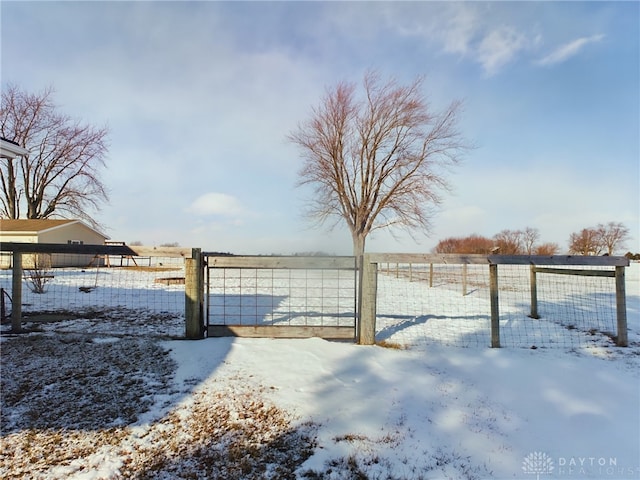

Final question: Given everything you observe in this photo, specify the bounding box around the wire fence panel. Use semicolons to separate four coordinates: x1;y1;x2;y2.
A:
376;264;492;347
0;253;185;338
375;262;625;349
512;266;618;348
207;266;357;328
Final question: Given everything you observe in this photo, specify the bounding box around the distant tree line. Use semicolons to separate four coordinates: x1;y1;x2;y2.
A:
434;222;630;256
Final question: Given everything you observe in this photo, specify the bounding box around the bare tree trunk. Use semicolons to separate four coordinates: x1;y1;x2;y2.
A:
0;158;20;218
352;232;365;258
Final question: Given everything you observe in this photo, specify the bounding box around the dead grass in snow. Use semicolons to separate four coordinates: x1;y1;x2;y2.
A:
0;333;316;480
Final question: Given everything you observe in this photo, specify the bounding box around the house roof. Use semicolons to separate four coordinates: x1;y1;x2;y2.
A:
0;137;28;159
0;219;108;239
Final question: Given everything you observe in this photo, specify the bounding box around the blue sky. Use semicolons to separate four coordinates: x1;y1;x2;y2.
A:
2;1;638;255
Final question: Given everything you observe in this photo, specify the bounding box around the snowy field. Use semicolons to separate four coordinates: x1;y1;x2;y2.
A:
1;261;638;479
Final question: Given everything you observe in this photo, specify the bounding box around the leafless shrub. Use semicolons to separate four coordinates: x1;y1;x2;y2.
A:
23;253;53;294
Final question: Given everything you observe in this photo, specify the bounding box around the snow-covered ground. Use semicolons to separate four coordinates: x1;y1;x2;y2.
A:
1;262;638;479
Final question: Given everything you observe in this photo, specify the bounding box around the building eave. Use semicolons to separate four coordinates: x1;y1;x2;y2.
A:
0;138;29;159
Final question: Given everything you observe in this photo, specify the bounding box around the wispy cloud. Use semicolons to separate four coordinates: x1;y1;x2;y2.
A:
438;3;479;56
477;26;528;76
382;3;532;76
535;34;605;66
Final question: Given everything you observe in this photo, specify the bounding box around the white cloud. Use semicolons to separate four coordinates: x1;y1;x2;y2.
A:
187;192;246;217
438;4;480;56
477;26;528;76
378;3;532;76
535;34;605;66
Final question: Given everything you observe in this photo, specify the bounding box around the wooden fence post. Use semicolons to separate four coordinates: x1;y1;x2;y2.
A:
529;265;539;319
11;251;22;333
615;266;628;347
489;263;500;348
358;254;377;345
185;248;204;339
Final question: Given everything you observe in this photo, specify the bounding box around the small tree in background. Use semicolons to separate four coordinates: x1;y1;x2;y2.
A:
522;227;540;255
24;253;53;294
493;229;523;255
596;222;629;255
569;228;602;255
289;71;468;257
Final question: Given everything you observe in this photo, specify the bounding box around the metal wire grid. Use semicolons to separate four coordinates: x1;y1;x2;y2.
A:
0;254;186;336
375;263;619;348
206;266;357;327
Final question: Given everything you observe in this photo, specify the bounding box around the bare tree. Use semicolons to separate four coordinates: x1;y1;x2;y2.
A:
0;84;109;227
289;72;468;256
522;227;540;255
596;222;629;255
24;253;53;294
534;242;560;255
568;223;630;256
493;229;523;255
569;228;602;255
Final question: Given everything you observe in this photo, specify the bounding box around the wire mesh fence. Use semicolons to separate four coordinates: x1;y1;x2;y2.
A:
375;262;625;349
0;253;185;337
207;267;357;327
1;245;633;349
204;256;358;340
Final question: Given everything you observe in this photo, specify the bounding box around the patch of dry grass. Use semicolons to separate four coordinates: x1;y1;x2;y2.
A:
0;334;316;479
119;390;316;479
376;339;408;350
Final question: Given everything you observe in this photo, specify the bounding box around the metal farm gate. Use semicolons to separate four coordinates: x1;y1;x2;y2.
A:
204;255;358;340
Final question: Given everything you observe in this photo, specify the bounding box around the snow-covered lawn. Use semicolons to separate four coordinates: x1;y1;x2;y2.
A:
1;263;638;479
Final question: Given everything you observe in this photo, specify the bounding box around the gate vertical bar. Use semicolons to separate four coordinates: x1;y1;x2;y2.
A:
615;266;628;347
205;257;210;333
0;288;5;323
